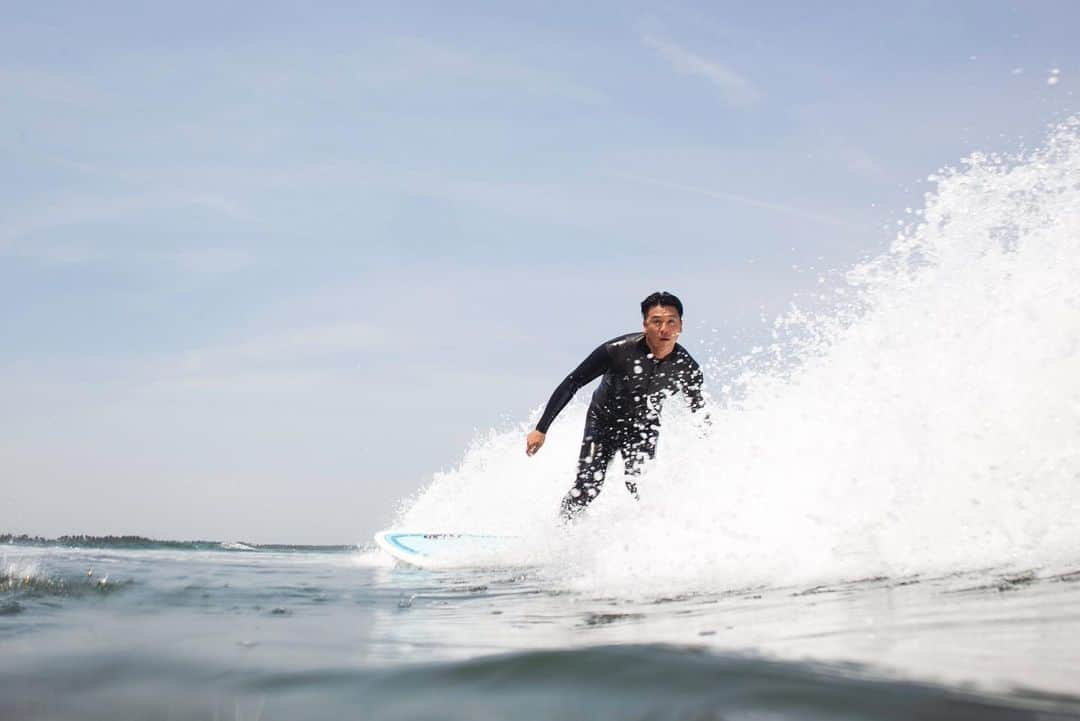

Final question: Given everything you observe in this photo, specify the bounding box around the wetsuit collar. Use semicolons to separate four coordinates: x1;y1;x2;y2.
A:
639;334;677;361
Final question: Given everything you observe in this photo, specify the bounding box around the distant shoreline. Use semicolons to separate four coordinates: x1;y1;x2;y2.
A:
0;533;358;553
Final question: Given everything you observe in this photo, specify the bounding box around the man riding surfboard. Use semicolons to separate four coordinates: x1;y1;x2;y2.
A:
526;291;707;519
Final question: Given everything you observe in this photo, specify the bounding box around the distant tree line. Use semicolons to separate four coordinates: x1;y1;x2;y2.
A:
0;533;215;549
1;533;356;553
0;533;53;545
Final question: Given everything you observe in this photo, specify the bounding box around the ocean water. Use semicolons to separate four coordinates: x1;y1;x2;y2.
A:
2;540;1080;721
5;121;1080;719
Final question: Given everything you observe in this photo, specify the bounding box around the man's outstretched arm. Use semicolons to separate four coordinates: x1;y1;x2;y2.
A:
526;344;610;456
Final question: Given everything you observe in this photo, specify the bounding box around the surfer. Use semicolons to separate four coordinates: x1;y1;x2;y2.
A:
525;291;707;520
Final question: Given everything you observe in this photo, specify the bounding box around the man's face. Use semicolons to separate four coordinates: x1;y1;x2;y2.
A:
642;305;682;357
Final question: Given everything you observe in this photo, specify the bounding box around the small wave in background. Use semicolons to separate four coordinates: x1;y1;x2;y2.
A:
1;555;130;604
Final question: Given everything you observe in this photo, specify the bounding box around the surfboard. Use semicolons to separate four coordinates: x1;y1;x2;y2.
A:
374;531;520;568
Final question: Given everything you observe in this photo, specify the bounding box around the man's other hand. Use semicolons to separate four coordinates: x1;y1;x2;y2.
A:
526;430;546;456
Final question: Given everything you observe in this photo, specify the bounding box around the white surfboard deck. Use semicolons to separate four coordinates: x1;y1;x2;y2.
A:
374;531;521;568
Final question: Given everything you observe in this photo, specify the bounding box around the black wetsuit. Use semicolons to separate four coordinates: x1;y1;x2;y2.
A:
535;333;706;518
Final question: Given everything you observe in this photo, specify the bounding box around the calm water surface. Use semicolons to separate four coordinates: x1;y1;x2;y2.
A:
2;541;1080;720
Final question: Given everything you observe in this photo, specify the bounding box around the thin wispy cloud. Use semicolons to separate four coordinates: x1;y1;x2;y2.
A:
178;321;386;370
198;35;609;107
384;35;609;106
0;190;257;257
609;171;862;231
128;321;391;394
641;34;761;107
0;67;105;105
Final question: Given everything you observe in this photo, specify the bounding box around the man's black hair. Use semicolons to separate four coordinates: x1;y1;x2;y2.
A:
640;291;684;319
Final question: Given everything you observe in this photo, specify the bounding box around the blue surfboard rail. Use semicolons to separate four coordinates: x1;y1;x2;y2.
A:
374;531;520;566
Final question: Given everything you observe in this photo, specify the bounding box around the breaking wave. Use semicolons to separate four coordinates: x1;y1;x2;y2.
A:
399;119;1080;596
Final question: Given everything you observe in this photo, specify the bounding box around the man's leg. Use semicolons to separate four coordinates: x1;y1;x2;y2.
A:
621;425;658;499
559;426;616;521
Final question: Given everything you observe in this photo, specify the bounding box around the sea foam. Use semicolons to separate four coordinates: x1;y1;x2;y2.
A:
399;119;1080;595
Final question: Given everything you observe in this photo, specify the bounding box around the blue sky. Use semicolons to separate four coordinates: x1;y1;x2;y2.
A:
2;1;1076;543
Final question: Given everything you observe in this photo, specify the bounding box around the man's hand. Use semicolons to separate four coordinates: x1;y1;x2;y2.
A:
526;430;546;456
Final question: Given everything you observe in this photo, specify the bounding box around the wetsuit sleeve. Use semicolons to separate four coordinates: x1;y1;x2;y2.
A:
535;344;611;433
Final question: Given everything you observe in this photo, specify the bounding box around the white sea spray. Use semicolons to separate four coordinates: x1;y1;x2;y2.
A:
400;119;1080;596
1;556;42;588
